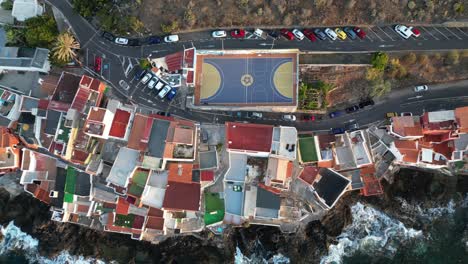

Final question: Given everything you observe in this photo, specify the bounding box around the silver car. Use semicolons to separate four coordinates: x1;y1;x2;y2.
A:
158;85;172;98
147;78;157;89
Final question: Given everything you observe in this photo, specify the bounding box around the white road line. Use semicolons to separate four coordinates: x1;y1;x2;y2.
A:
364;33;373;42
432;27;450;40
456;27;468;37
367;27;385;41
378;26;395;41
444;27;463;40
421;27;439;40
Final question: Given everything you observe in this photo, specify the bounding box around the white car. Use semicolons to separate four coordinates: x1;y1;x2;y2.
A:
147;78;157;89
292;29;305;40
212;30;227;38
164;35;179;43
394;25;413;39
155;81;165;90
118;80;130;90
141;73;152;84
282;114;296;121
114;37;129;45
414;85;428;92
254;28;264;38
158;85;172;98
324;28;337;40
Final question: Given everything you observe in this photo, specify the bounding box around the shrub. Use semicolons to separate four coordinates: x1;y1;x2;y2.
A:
418;54;430;66
371;52;389;71
139;59;151;70
24;15;59;48
1;0;13;10
256;7;263;16
184;8;196;27
402;52;417;64
237;0;249;9
433;53;442;60
370;79;391;97
366;68;383;81
161;21;179;34
446;50;460;65
129;16;145;33
454;2;464;14
407;1;416;10
461;50;468;58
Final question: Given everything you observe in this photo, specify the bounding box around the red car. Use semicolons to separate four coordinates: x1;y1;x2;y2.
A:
411;27;421;37
280;29;294;40
230;29;245;38
353;27;366;39
94;56;102;72
302;29;317;42
302;115;316;121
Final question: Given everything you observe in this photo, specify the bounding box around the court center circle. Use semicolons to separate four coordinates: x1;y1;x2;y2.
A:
241;74;254;87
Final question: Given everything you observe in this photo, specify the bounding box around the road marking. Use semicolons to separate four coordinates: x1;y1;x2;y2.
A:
377;26;395;41
443;27;463;40
421;27;439;40
455;27;468;37
432;27;450;40
367;27;385;41
365;33;373;42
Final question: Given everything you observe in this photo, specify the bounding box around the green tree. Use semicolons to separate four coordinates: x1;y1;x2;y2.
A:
1;0;13;10
446;50;460;65
161;21;179;34
371;52;389;71
370;79;391;97
23;15;58;48
402;52;417;64
139;59;151;70
4;26;25;46
72;0;108;18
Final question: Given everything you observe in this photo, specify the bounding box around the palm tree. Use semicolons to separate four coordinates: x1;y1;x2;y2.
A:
52;31;80;63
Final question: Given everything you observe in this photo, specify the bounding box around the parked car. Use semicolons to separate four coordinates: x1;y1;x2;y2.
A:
335;28;347;40
114;37;129;45
141;73;152;84
394;25;413;39
314;29;327;40
154;81;165;91
118;80;130;90
345;120;359;131
358;99;375;108
147;78;157;89
302;29;317;42
94;56;102;72
325;28;338;40
331;127;346;134
268;30;280;39
166;88;177;100
414;85;428;92
156;111;170;117
247;112;263;119
148;36;161;44
386;112;398;118
346;105;360;113
280;29;295;40
212;30;227;38
344;27;357;40
164;35;179;43
201;130;208;143
101;31;115;41
302;115;316;121
134;69;146;81
230;29;246;38
254;28;265;38
411;27;421;37
292;29;305;40
282;114;296;121
401;112;413;116
158;85;172;98
329;111;344;118
353;27;366;39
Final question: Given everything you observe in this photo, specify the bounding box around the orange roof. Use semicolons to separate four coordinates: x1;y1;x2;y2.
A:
116;197;130;215
172;127;194;145
318;160;333;168
127;114;148;150
394;140;417;150
400;149;419;163
167;162;193;183
455;106;468;133
87;107;106;122
299;166;319;185
392;116;423;137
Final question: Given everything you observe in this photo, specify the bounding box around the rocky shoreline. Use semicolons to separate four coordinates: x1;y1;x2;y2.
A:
0;168;466;263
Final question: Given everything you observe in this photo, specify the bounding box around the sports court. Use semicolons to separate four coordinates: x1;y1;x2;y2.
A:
194;52;297;106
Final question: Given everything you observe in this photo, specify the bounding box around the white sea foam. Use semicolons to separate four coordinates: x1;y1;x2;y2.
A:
0;221;108;264
320;202;423;264
234;244;290;264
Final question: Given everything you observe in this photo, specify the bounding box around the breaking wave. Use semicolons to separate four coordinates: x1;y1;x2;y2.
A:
234;242;290;264
0;221;108;264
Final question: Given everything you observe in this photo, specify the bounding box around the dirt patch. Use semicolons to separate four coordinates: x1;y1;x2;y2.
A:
138;0;468;34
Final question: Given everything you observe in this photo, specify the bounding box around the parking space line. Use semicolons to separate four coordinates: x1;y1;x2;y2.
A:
365;34;373;42
444;27;463;40
421;27;439;40
378;26;396;41
455;27;468;37
367;27;385;41
432;27;450;40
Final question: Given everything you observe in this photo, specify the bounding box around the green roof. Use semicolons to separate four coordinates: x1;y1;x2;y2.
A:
128;183;144;197
132;170;149;186
204;192;225;225
56;120;71;142
64;167;77;194
299;137;318;162
115;214;135;228
64;192;74;203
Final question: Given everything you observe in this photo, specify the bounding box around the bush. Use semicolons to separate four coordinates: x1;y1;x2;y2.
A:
24;15;59;48
1;0;13;10
237;0;249;9
370;79;392;97
461;50;468;58
184;8;196;27
139;59;151;70
402;52;417;64
407;1;416;10
72;0;108;18
418;54;430;66
371;52;389;71
446;50;460;65
161;21;179;34
454;2;464;14
366;68;383;81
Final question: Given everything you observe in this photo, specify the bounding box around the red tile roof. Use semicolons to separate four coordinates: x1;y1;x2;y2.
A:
79;75;100;91
116;197;130;215
132;215;145;229
145;216;165;230
201;170;214;182
394;140;417;150
226;122;273;152
38;99;50;110
70;87;90;113
162;181;200;211
167;162;194;183
400;149;419;163
299;166;319;185
165;52;184;72
48;101;71;112
109;109;131;138
148;207;164;217
127;114;148;150
71;150;89;164
455;106;468;133
360;175;383;196
184;48;195;68
391;116;423;137
77;204;89;213
186;70;194;84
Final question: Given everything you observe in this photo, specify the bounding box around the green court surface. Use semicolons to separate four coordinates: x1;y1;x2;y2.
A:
299;137;318;162
204;192;225;225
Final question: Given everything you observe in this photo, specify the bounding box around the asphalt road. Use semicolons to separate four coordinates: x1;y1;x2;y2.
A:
47;0;468;132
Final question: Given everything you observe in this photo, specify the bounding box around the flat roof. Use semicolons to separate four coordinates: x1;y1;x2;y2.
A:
226;122;273;152
162;181;200;211
224;182;244;216
109;109;131;138
256;187;281;210
106;147;140;187
148;118;170;158
225;153;247;182
313;168;351;208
